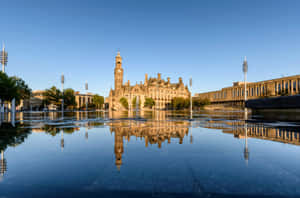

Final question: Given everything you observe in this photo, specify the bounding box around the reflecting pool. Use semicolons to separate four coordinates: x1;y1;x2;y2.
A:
1;110;300;198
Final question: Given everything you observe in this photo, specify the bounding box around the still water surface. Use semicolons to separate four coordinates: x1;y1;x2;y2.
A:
1;110;300;198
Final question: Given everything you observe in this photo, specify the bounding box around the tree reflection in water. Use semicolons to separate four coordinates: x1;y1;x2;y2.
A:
0;123;31;181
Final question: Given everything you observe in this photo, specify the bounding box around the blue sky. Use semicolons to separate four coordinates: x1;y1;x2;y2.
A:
1;0;299;97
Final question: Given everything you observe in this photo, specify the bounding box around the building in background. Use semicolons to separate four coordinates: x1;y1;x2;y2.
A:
19;90;95;111
194;75;300;106
107;52;190;111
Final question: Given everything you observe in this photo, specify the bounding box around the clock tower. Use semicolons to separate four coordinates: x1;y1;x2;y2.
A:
114;51;123;90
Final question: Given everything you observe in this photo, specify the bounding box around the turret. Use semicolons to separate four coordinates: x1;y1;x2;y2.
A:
144;74;148;85
167;77;170;84
179;77;183;84
157;73;161;80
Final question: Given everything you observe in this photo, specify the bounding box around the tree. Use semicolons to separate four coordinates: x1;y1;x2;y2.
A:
144;97;155;109
119;97;128;109
43;86;61;107
93;94;104;109
193;98;210;108
132;96;141;109
0;72;31;104
170;97;190;110
11;76;31;104
43;87;77;109
63;88;76;109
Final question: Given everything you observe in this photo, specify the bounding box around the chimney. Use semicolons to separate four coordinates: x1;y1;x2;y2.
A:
167;77;170;84
145;73;148;82
157;73;161;80
128;80;130;86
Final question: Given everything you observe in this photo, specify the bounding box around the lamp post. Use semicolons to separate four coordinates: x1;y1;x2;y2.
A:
0;43;8;118
85;82;88;112
61;74;65;115
243;57;248;111
0;43;8;73
189;77;193;120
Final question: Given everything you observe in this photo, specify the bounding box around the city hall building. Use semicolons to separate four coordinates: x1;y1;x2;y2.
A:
107;52;190;111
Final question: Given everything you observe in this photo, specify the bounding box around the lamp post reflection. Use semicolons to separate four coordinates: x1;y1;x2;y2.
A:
244;109;249;165
0;150;6;181
85;122;88;140
61;130;64;151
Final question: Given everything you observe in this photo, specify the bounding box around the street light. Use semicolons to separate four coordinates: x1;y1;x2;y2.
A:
243;57;248;110
61;74;65;115
85;82;88;112
0;43;8;73
189;77;193;120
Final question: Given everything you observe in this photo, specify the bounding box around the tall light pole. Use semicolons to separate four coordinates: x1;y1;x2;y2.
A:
85;82;88;112
189;77;193;120
0;43;8;73
243;56;248;110
0;43;8;116
61;74;65;115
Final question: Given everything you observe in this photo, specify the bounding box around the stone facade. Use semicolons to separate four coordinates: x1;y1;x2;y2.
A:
108;52;190;111
20;90;94;110
194;75;300;104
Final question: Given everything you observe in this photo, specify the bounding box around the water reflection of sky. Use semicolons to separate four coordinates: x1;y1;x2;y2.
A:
1;111;300;198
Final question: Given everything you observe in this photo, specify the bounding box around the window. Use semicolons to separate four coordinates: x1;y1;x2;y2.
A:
257;87;259;96
278;84;281;93
251;88;254;96
285;82;288;91
293;81;296;92
275;83;277;94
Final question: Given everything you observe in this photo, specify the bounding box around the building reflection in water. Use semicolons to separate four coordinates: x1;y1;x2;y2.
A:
203;113;300;166
109;117;190;171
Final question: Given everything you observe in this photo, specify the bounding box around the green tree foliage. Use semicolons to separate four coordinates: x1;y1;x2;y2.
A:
193;98;210;107
132;96;141;109
63;88;76;109
119;97;128;109
144;97;155;108
93;94;104;109
0;72;31;104
43;87;77;109
170;97;190;110
43;86;62;106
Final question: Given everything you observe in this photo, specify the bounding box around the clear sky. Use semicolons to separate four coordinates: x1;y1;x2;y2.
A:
1;0;299;97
